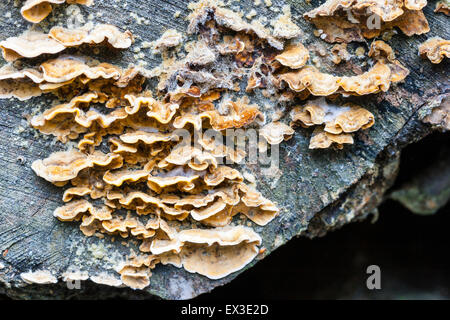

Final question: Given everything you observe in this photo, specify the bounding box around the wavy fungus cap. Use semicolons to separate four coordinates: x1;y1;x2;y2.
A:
418;37;450;64
150;225;262;280
0;24;131;62
21;0;93;23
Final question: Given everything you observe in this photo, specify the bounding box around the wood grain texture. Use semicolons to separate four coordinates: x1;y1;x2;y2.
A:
0;0;448;299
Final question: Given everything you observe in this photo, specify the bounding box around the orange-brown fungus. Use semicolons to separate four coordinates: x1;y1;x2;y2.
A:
275;41;409;97
21;0;94;23
290;97;374;149
435;0;450;15
418;37;450;64
0;24;132;62
304;0;429;42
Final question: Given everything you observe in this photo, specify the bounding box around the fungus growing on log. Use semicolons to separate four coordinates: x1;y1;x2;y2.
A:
0;24;132;62
21;0;93;23
274;43;310;69
275;41;409;97
0;0;421;291
435;0;450;15
291;97;374;149
419;37;450;64
150;226;262;279
304;0;430;42
20;270;58;284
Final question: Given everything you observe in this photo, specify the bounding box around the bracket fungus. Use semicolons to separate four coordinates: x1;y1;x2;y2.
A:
20;270;58;285
31;150;123;184
21;0;94;23
274;43;310;69
304;0;430;42
260;121;295;145
419;37;450;64
435;0;450;15
275;41;409;97
0;24;132;62
422;96;450;131
272;5;303;40
309;127;354;149
24;8;282;281
291;97;374;149
151;29;183;52
150;226;262;280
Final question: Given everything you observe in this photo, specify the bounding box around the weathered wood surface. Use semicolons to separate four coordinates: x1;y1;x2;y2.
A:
0;0;448;299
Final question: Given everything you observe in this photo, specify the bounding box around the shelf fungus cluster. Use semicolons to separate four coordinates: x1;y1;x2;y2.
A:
418;37;450;64
21;0;94;23
1;0;414;289
290;97;374;149
0;24;133;62
304;0;430;43
0;54;142;101
270;40;407;148
28;80;280;286
435;0;450;15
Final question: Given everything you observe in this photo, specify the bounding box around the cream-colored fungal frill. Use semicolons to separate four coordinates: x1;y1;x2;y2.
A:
0;56;125;101
151;29;183;52
41;55;121;83
331;43;350;64
53;199;112;222
90;273;123;287
0;24;132;62
150;226;262;279
31;150;122;185
0;77;42;101
291;97;374;134
260;121;294;145
0;31;65;62
290;97;374;149
275;41;409;97
272;5;302;39
274;43;310;69
21;0;93;23
118;255;159;289
303;0;429;42
20;270;58;284
435;0;450;15
309;127;354;149
49;24;133;48
418;37;450;64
